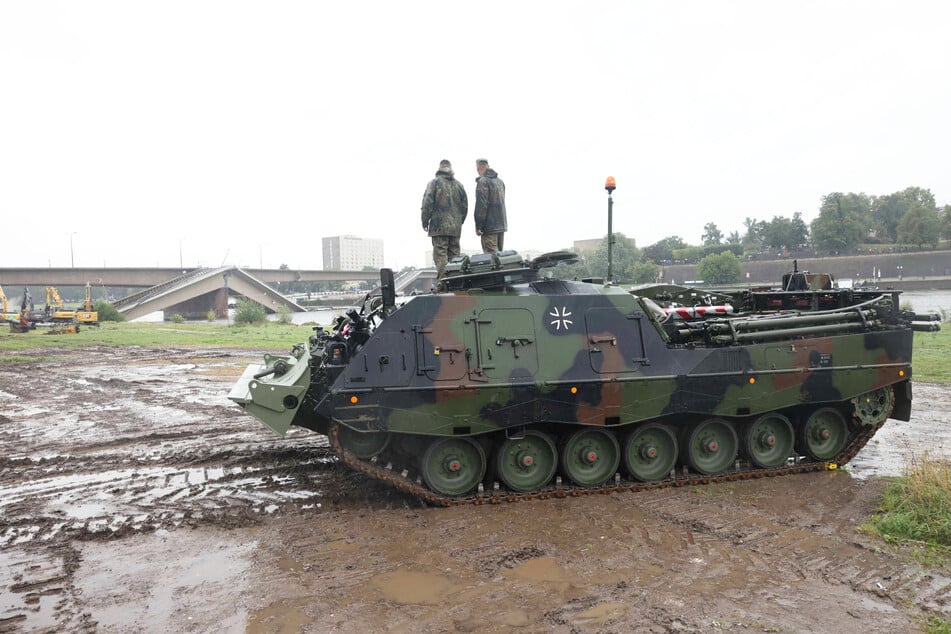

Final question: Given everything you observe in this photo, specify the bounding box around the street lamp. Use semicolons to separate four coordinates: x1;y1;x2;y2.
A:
69;232;77;268
605;176;616;282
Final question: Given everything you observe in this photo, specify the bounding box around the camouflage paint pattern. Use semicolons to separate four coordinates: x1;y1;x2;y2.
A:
232;280;913;441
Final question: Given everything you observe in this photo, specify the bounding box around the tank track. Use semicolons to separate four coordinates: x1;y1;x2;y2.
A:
328;405;888;508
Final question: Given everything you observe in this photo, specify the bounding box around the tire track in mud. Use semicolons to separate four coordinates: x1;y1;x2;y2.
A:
0;348;357;629
0;445;335;545
0;350;348;546
0;544;93;633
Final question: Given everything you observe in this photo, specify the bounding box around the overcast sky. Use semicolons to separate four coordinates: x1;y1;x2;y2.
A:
2;1;949;271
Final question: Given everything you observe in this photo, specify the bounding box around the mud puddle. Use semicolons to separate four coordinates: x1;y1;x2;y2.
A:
1;346;949;632
850;382;951;479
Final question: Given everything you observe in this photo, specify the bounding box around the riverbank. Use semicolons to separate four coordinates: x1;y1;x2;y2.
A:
660;249;951;289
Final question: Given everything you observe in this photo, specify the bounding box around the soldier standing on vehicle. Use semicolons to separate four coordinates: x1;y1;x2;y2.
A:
474;158;507;253
421;159;468;280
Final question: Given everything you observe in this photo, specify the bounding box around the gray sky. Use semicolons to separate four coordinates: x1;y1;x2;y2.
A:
2;1;949;271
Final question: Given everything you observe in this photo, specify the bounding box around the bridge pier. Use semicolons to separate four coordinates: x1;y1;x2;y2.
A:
166;288;230;320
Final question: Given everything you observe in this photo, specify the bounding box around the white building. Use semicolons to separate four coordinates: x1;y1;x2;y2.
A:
322;236;384;271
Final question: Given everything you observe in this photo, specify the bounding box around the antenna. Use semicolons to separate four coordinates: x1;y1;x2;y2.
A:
605;176;616;283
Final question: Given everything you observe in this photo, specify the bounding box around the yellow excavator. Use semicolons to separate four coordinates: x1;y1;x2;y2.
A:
75;283;99;326
1;284;21;322
45;286;78;323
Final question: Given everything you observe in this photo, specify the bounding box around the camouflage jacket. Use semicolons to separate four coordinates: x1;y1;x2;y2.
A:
475;168;507;233
421;169;468;237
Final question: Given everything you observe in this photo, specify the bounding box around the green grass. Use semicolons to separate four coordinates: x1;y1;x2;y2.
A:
0;321;314;362
927;616;951;634
864;455;951;569
914;327;951;384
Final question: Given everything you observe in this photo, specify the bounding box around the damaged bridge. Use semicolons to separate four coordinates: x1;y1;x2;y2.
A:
111;266;304;321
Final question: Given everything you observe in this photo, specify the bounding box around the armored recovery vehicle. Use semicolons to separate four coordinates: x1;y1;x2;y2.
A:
229;251;940;505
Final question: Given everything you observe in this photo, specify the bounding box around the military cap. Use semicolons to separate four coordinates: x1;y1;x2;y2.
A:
475;158;489;167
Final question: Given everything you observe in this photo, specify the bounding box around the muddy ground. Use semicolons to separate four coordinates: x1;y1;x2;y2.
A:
1;345;949;633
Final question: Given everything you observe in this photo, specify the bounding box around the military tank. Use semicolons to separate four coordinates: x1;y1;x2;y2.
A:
229;250;940;506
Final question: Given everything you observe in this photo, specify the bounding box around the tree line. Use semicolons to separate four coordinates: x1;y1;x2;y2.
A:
556;185;950;285
268;185;948;290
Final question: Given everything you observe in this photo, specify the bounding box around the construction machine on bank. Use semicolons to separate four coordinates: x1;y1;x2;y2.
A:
6;286;35;333
229;249;940;506
43;286;78;324
75;283;99;326
5;284;97;333
42;284;98;326
1;285;20;323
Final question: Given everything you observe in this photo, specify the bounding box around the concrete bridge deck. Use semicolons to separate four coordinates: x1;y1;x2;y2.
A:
0;267;381;288
1;265;436;320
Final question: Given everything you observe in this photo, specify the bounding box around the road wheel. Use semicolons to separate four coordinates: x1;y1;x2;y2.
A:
623;423;677;482
560;428;620;487
797;407;848;461
420;437;486;497
743;413;794;468
495;431;558;492
685;418;738;475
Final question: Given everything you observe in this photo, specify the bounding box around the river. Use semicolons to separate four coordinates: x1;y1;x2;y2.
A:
900;289;951;315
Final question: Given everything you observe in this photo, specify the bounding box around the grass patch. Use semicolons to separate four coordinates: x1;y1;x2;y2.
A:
0;321;313;361
914;327;951;384
864;455;951;568
926;616;951;634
